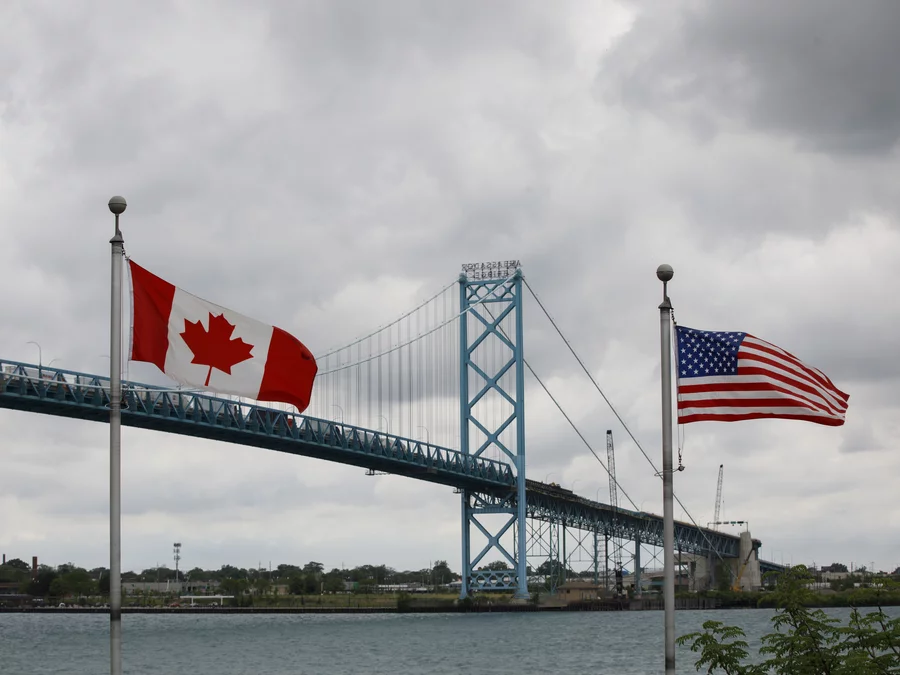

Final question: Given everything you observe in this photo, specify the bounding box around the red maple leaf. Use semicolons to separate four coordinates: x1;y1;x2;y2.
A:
180;313;254;387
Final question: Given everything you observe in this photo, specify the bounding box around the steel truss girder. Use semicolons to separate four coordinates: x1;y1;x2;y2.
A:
562;525;595;574
0;360;514;492
521;484;748;559
525;518;560;594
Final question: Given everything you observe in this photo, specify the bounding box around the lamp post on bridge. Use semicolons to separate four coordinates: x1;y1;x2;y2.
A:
26;341;42;378
378;415;391;435
332;404;344;424
416;426;430;446
45;358;61;381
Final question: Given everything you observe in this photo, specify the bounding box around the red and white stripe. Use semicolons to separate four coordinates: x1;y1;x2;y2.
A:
128;260;317;412
678;335;849;426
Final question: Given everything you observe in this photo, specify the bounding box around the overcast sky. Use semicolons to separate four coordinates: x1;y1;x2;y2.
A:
2;0;898;577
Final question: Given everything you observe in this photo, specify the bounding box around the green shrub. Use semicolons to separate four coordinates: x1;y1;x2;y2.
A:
678;566;900;674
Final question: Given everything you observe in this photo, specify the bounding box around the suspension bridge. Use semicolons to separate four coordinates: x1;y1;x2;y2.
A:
0;260;784;598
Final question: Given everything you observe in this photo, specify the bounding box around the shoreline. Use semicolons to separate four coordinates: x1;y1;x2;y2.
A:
1;602;629;614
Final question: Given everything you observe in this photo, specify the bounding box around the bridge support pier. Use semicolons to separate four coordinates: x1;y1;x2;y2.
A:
634;537;642;597
458;264;529;599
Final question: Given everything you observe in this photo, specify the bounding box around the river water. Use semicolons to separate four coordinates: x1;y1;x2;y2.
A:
0;608;895;674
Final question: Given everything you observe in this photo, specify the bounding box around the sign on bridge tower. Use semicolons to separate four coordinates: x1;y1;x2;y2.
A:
458;260;529;599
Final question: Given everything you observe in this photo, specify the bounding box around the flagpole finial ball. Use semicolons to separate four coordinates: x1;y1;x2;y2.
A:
656;264;674;282
108;196;127;215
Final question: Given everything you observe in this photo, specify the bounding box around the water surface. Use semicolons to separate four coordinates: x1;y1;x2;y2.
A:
1;608;893;674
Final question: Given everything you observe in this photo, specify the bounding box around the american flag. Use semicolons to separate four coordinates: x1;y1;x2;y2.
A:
675;325;849;426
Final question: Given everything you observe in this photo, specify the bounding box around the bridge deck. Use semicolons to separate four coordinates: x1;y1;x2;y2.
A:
0;361;514;493
0;359;783;566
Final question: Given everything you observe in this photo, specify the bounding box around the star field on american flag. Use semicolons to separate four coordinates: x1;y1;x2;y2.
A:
677;328;744;378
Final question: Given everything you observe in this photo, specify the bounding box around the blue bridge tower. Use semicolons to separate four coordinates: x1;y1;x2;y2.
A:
458;261;529;599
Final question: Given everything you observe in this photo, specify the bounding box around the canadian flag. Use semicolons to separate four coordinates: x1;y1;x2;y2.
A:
128;260;317;412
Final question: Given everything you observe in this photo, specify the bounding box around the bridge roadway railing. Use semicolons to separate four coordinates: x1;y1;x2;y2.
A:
0;360;514;492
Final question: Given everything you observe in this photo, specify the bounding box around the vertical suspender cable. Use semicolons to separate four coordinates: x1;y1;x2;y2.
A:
406;314;412;439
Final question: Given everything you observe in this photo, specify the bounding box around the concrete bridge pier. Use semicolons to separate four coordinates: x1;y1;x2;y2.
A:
691;530;762;592
734;531;762;591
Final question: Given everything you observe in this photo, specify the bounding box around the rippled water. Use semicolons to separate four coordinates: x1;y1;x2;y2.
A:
0;608;894;674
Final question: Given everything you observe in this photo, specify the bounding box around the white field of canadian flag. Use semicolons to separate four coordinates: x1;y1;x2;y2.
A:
128;260;317;411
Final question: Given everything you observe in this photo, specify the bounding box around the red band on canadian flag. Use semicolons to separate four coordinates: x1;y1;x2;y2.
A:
128;260;317;412
129;262;175;370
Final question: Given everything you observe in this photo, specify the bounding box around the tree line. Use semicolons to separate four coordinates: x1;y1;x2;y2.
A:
0;557;461;599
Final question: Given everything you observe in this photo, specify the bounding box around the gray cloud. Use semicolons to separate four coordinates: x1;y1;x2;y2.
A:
600;0;900;156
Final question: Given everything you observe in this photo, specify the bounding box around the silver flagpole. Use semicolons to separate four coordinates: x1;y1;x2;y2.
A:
108;195;126;675
657;263;676;675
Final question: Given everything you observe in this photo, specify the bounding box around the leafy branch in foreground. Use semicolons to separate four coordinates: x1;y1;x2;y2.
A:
676;621;764;675
678;565;900;674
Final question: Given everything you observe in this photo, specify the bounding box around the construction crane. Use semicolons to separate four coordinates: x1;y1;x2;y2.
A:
606;430;623;593
712;464;723;531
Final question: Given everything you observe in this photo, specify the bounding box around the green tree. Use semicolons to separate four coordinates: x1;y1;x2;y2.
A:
323;571;345;594
288;575;306;596
25;567;58;597
220;577;248;602
0;564;27;583
483;560;512;571
431;560;456;584
303;561;324;575
186;567;206;580
254;577;271;596
277;564;301;578
677;621;761;675
678;566;900;674
4;558;30;573
49;569;96;599
219;565;247;580
303;574;319;594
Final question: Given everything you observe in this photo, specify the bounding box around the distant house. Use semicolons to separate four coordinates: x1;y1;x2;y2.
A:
558;580;601;603
820;572;850;582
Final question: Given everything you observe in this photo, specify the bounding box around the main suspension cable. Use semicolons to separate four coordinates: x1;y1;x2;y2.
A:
316;273;515;375
317;280;455;359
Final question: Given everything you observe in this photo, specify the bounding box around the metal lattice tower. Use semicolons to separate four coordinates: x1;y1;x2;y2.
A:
713;465;724;531
173;542;181;583
458;261;529;599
